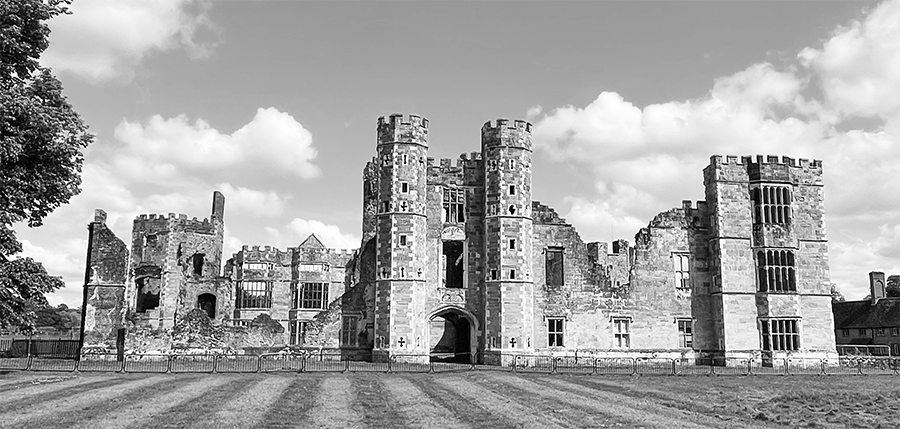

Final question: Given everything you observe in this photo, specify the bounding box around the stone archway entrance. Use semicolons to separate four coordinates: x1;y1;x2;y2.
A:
197;293;216;319
429;308;476;363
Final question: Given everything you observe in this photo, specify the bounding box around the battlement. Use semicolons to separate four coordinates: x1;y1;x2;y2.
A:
135;213;212;225
681;200;708;213
481;118;532;133
377;113;429;129
709;154;823;169
377;113;429;147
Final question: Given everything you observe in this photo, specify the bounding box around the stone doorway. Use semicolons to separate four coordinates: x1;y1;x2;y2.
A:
429;308;475;363
197;293;216;319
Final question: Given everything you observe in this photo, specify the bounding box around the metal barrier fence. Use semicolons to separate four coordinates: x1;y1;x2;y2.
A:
1;354;899;375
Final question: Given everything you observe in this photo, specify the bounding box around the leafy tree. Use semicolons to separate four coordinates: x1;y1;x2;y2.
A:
830;283;845;303
0;0;94;332
887;275;900;298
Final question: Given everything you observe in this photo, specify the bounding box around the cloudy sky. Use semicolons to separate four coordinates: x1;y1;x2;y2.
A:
18;0;900;305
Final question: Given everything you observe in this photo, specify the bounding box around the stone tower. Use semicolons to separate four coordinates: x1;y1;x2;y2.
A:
704;155;834;358
482;119;535;354
373;114;430;358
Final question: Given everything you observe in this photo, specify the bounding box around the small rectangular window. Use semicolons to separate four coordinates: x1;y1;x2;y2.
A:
402;154;409;165
290;320;307;345
877;328;887;336
341;315;359;347
677;318;693;348
859;328;867;336
893;344;900;356
612;317;631;348
673;253;690;292
382;201;390;212
892;328;899;336
841;329;850;337
400;182;409;193
399;235;407;246
508;238;516;250
546;247;564;287
509;185;516;195
442;188;466;223
509;269;516;280
490;269;498;281
548;318;564;347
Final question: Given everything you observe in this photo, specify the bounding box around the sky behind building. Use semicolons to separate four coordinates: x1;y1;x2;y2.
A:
18;0;900;305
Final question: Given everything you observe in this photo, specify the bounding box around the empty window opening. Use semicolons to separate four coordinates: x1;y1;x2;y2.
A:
402;154;409;165
509;185;516;195
197;293;216;318
509;269;517;280
760;319;799;351
673;253;691;291
677;318;693;348
757;250;796;292
135;277;161;313
237;281;271;309
192;254;205;276
490;269;498;281
548;318;565;347
442;188;466;223
382;201;390;212
508;205;516;215
546;247;564;287
442;241;464;289
508;239;516;250
144;234;157;247
290;320;308;345
293;282;328;309
400;182;409;193
613;317;631;348
399;235;408;246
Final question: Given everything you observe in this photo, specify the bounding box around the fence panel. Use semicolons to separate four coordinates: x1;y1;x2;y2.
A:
390;355;430;373
0;356;29;371
29;357;77;372
822;357;860;375
431;353;474;373
348;360;389;373
514;355;554;373
595;358;634;375
710;358;751;376
77;354;123;372
259;354;304;372
473;353;515;371
749;358;787;375
859;357;899;375
215;355;260;373
124;354;171;373
554;356;595;375
171;354;217;373
674;358;712;376
635;358;674;376
786;358;823;375
305;352;346;372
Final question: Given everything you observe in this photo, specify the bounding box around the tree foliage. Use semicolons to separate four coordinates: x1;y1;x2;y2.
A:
0;0;93;331
887;275;900;298
830;283;845;303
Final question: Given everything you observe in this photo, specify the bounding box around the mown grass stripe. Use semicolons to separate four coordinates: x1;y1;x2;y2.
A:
182;375;293;429
404;375;513;429
254;375;322;429
349;374;406;427
382;376;469;429
131;375;256;429
432;374;568;429
495;374;724;429
308;375;365;429
0;374;125;409
2;375;171;429
68;375;232;429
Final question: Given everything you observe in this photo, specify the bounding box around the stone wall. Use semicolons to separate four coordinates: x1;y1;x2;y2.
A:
81;209;128;348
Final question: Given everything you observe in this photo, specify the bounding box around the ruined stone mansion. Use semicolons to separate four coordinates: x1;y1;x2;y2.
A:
80;114;837;361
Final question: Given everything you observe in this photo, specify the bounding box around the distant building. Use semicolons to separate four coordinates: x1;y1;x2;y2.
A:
832;272;900;356
81;113;838;362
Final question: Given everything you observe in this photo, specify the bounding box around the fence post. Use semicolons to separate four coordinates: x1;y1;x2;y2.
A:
429;359;435;374
343;358;350;373
591;358;597;376
551;357;558;374
857;359;863;375
513;355;518;373
783;358;789;376
166;355;173;373
387;356;393;373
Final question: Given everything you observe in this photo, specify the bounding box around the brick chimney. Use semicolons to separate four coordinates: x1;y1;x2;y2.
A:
870;271;886;304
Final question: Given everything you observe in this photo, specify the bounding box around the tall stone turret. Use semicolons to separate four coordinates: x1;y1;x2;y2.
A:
373;113;430;359
482;119;535;354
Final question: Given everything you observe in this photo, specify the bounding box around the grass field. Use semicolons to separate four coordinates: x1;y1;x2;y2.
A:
1;371;899;429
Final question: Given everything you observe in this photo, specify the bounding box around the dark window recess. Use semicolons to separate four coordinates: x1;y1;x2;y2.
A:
509;269;516;280
192;254;205;276
546;247;564;287
443;241;464;289
135;277;160;313
442;188;466;223
760;319;800;351
399;235;408;246
197;293;216;318
752;186;792;225
490;269;498;281
509;185;516;195
757;250;796;292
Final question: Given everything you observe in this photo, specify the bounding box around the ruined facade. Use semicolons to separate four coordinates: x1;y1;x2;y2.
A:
81;113;837;361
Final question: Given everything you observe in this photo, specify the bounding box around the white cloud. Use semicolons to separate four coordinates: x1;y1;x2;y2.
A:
799;0;900;119
531;0;900;300
261;219;360;251
111;107;320;183
42;0;219;83
216;183;287;217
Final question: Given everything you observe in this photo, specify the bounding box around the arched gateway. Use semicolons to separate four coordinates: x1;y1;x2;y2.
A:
428;306;478;363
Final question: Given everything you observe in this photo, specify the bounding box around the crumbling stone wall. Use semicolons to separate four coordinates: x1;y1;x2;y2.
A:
81;209;128;348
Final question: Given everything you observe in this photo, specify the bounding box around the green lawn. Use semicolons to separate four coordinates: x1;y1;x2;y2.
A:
1;371;898;428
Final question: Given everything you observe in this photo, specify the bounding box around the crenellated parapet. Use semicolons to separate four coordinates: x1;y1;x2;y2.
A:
481;118;532;151
377;113;429;147
704;154;824;186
